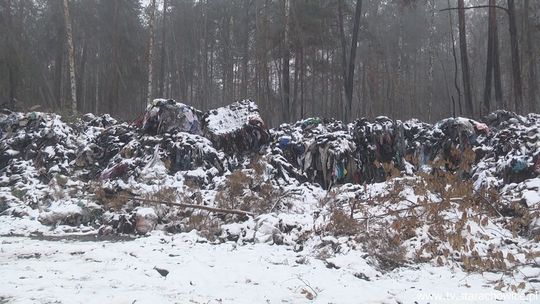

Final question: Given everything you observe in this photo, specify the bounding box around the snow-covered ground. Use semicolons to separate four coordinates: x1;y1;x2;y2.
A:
0;230;538;304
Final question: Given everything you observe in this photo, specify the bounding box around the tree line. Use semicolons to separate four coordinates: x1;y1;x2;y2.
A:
0;0;538;126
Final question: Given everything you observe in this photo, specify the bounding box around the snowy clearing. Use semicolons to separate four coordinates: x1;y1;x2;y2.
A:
0;231;538;304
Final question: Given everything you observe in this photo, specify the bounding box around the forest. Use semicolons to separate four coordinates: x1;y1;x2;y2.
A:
0;0;539;126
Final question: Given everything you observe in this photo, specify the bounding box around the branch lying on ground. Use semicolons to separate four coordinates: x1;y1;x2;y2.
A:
355;203;422;221
110;195;255;217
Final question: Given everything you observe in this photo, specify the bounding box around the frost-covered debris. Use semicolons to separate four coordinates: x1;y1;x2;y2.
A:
203;99;270;154
204;99;261;136
1;102;540;301
138;98;203;135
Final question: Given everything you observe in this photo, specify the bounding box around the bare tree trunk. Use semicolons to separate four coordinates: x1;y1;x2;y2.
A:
492;3;503;109
293;47;299;119
427;0;435;121
5;0;14;106
300;46;305;119
458;0;473;116
397;6;405;118
282;0;290;122
77;40;87;112
147;0;156;106
54;1;64;110
241;0;250;99
109;0;120;115
291;0;299;119
447;0;462;115
221;10;233;104
201;0;209;109
94;67;99;114
159;0;168;97
524;0;538;112
338;0;362;122
483;0;496;114
338;0;347;121
346;0;362;122
209;28;215;106
262;0;270;112
63;0;77;115
507;0;523;113
53;47;63;109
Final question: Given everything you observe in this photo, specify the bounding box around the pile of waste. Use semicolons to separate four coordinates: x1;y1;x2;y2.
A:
270;111;539;191
203;100;270;154
136;99;202;135
0;101;539;289
0;103;538;225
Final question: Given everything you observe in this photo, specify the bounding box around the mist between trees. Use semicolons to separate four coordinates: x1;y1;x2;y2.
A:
0;0;538;126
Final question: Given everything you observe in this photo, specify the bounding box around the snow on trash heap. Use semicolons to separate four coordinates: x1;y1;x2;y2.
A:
137;98;202;135
273;118;357;189
0;111;78;176
0;99;540;245
203;99;270;154
1;101;540;290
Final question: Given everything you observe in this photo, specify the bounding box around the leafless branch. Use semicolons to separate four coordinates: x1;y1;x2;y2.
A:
113;195;255;216
439;5;509;15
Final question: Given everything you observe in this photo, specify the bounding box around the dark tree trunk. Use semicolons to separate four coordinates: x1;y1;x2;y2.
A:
262;0;270;112
458;0;473;116
338;0;347;117
147;0;156;105
77;39;87;112
52;0;65;110
507;0;523;113
159;0;168;97
221;11;232;104
241;0;250;99
202;0;209;109
483;0;496;114
446;0;462;115
300;46;305;119
109;0;120;115
338;0;362;122
54;32;64;109
6;0;18;109
524;0;538;112
492;4;503;108
346;0;362;121
282;0;290;122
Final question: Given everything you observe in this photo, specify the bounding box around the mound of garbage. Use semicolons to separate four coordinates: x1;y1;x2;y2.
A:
0;101;539;290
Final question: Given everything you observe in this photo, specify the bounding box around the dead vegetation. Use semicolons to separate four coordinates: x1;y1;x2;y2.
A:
93;186;131;211
215;156;302;215
316;155;539;291
325;209;360;236
183;213;221;241
358;231;407;271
